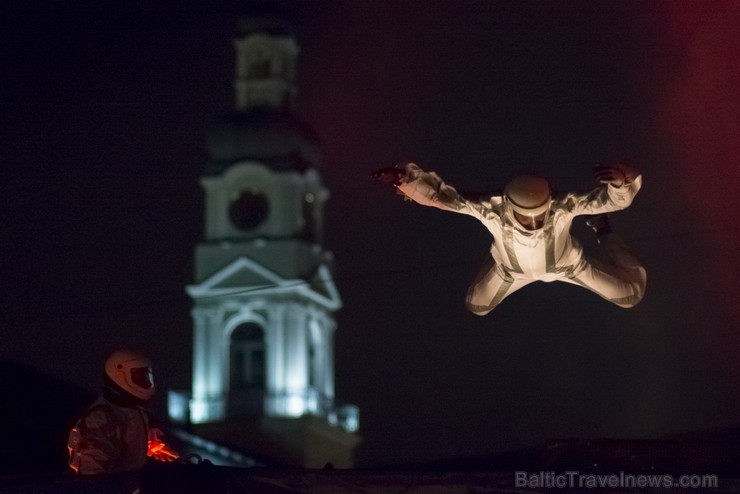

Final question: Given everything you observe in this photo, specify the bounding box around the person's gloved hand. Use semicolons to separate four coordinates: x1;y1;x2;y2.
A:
371;167;407;185
147;428;179;462
593;164;639;187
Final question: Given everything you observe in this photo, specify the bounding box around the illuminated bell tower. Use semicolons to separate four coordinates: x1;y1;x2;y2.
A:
170;19;359;466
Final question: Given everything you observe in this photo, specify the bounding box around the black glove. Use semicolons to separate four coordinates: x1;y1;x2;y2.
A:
593;164;638;187
371;167;406;185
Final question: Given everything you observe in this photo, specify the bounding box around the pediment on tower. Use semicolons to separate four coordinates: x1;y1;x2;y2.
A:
186;256;341;310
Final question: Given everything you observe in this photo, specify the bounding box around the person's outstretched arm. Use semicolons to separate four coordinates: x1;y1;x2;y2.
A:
566;163;642;216
372;163;489;219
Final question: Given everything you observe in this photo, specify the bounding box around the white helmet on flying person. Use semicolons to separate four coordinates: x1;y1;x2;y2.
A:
104;350;155;402
504;175;552;230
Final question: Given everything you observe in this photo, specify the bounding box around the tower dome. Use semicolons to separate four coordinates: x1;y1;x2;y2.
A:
205;108;322;175
202;16;322;175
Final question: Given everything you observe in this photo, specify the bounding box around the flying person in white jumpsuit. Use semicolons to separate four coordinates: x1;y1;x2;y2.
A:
373;163;646;316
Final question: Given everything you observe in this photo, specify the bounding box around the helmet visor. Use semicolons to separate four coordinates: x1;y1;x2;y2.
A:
131;367;154;389
512;210;547;231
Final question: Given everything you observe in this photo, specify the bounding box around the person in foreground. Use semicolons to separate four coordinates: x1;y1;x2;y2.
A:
68;350;179;478
372;163;646;316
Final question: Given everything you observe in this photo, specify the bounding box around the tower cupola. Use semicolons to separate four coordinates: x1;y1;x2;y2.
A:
233;18;299;111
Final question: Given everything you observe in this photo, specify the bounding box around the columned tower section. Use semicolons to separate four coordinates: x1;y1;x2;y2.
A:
169;20;359;465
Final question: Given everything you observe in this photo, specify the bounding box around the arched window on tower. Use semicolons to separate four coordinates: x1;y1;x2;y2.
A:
228;322;266;417
230;323;265;391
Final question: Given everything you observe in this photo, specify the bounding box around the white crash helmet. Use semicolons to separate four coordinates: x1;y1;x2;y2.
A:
104;350;155;401
504;175;552;216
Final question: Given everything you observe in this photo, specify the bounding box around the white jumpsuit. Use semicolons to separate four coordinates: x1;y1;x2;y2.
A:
396;164;647;315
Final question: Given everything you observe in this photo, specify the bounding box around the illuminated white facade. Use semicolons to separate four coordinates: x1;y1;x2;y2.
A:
169;19;358;435
186;256;342;424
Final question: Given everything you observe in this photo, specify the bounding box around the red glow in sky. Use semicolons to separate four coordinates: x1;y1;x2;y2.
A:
654;1;740;341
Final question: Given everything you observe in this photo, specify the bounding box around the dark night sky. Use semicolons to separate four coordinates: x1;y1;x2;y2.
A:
2;1;740;468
